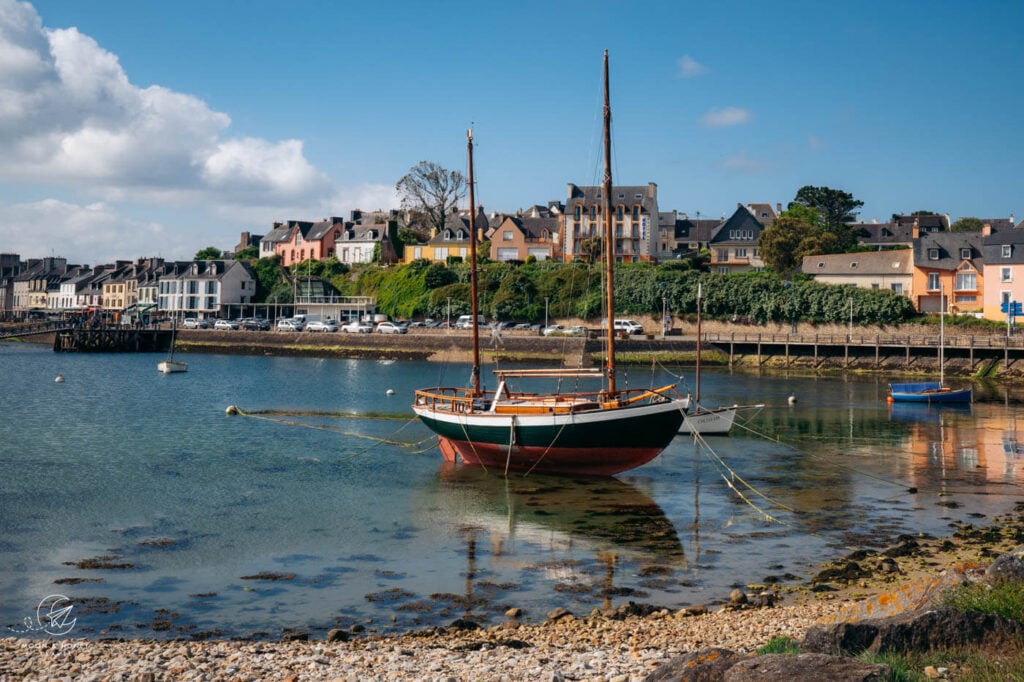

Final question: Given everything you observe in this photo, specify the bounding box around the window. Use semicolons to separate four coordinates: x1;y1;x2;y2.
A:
960;248;971;259
851;262;858;269
871;283;879;289
735;248;747;258
1002;267;1012;282
891;283;903;294
928;273;940;291
817;262;825;268
443;230;451;241
503;231;513;241
927;248;939;260
717;266;729;274
956;272;977;291
1003;245;1012;258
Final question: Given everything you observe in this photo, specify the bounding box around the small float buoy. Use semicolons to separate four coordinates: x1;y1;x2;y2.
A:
226;405;239;415
54;374;64;383
787;395;796;406
886;395;894;404
386;389;395;396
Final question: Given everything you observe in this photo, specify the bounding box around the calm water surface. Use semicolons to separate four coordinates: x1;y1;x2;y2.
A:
1;343;1022;639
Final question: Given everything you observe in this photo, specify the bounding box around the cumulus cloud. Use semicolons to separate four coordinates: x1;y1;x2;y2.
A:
0;198;175;264
699;106;752;128
676;55;707;78
0;2;337;209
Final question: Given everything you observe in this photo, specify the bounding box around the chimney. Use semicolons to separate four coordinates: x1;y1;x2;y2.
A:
983;223;992;237
912;224;920;240
776;202;782;214
1011;213;1017;227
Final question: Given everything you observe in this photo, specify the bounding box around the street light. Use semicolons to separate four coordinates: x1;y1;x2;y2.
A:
545;296;549;329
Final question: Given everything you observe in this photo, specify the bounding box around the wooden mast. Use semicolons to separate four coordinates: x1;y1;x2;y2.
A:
468;128;480;395
696;282;702;404
602;50;616;396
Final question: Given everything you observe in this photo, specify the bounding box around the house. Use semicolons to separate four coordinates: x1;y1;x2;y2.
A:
158;260;257;320
982;224;1024;322
403;207;488;264
707;204;767;273
489;214;560;262
272;220;317;266
260;221;295;259
801;251;914;297
0;254;23;320
911;229;984;313
563;182;659;263
851;221;915;250
235;231;262;254
894;213;950;233
745;202;780;227
332;210;400;265
670;213;720;258
11;257;68;317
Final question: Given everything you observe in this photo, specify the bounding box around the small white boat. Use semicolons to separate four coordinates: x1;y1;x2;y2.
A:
158;320;187;373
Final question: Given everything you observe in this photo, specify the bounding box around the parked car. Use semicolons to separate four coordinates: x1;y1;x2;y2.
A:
407;321;425;328
454;314;486;329
341;320;373;333
568;325;588;336
214;319;239;330
181;318;208;329
542;324;567;336
511;322;532;330
613;319;644;335
306;320;338;333
376;321;408;334
240;318;270;331
276;318;303;332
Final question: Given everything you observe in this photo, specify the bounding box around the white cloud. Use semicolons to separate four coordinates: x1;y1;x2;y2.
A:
716;150;771;174
699;106;752;128
0;5;327;208
0;198;175;264
677;55;707;78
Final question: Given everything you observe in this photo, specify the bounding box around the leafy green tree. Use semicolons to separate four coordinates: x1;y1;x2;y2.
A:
236;246;259;260
950;217;984;232
250;256;284;302
757;205;840;275
194;246;223;260
395;161;466;235
424;262;456;290
789;186;864;250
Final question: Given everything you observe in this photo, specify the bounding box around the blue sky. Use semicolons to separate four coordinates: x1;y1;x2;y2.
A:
1;0;1022;264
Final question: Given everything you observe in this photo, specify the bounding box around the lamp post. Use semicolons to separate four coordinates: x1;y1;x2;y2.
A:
545;296;549;329
787;281;796;334
848;297;853;341
446;296;451;330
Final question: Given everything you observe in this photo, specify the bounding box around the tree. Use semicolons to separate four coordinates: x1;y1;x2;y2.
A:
757;205;839;275
950;217;984;232
395;161;466;235
789;186;864;250
194;246;223;260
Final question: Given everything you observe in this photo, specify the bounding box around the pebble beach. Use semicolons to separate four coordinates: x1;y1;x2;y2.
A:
5;512;1021;682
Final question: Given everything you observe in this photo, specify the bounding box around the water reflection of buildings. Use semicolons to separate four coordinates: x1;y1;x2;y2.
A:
890;404;1022;484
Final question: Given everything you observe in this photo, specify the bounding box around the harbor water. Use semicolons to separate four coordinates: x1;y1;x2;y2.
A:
1;343;1022;640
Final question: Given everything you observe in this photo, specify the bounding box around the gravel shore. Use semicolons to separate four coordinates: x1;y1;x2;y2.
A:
2;599;845;681
5;511;1020;681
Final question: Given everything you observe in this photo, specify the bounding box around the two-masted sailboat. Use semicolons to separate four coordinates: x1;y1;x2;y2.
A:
412;51;689;477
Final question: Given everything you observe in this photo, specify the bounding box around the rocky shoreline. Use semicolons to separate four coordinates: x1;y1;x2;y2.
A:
5;510;1022;681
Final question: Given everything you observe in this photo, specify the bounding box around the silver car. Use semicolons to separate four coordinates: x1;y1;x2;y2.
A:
376;321;408;334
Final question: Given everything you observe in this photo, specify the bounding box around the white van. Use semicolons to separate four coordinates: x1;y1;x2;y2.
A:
613;319;643;334
455;314;486;329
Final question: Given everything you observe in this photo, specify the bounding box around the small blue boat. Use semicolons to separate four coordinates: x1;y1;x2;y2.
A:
888;381;972;404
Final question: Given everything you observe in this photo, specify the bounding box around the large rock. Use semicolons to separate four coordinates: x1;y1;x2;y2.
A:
802;606;1024;656
644;648;742;681
986;545;1024;583
724;653;889;681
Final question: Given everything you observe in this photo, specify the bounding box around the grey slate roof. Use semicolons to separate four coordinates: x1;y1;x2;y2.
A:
802;250;913;276
913;231;984;271
709;205;764;245
983;228;1024;264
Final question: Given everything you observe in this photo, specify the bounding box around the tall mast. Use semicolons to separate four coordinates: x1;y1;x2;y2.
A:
602;49;616;396
468;129;480;395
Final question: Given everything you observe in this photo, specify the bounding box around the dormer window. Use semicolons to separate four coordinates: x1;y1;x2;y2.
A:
960;248;971;259
368;230;377;239
850;262;858;269
1003;245;1012;258
456;230;465;240
817;262;824;268
443;230;452;241
928;248;940;260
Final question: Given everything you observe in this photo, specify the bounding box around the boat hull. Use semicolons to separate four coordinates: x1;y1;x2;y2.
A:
415;398;686;476
679;406;737;435
888;382;971;404
157;360;188;374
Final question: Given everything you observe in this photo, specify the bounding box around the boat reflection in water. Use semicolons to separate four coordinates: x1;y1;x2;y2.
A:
430;464;685;614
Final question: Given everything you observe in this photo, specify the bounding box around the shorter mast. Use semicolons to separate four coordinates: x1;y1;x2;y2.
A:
467;129;480;395
695;282;702;405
